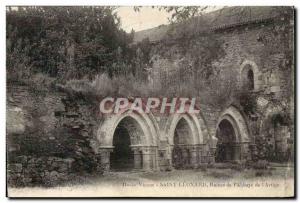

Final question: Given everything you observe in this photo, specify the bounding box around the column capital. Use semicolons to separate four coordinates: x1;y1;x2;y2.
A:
98;146;114;153
138;146;157;153
130;145;142;151
189;145;199;151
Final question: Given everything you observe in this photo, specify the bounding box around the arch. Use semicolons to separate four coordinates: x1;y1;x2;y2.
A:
259;103;285;136
215;106;251;161
110;118;136;170
163;112;209;168
96;109;160;171
97;110;159;147
165;113;205;146
259;103;292;161
173;117;194;145
240;60;261;91
216;118;240;161
172;117;195;168
217;105;251;143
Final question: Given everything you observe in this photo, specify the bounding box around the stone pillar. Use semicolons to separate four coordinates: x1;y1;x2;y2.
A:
209;148;216;163
150;147;158;171
141;147;152;171
168;145;174;170
201;144;208;163
190;146;198;168
182;146;189;168
240;142;251;161
131;146;143;170
210;136;218;163
232;143;241;161
98;147;114;171
197;144;204;163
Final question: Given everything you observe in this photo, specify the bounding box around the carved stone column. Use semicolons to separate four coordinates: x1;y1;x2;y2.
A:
141;146;152;171
197;144;204;164
98;146;114;171
131;146;143;170
210;136;218;163
233;143;242;161
150;146;158;171
180;145;189;168
168;145;174;170
225;145;232;161
189;145;198;168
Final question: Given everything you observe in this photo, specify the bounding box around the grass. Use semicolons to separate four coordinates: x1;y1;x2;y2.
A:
73;166;294;186
8;167;294;197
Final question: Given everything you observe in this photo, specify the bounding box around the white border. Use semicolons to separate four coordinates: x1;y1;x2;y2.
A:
0;0;298;202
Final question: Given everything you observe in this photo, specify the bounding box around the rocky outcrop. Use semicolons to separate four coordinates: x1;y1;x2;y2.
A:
7;84;102;187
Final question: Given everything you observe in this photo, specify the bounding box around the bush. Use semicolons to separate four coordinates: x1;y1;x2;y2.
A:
238;91;257;116
91;74;116;96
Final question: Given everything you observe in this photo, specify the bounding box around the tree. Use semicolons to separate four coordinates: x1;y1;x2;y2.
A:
6;6;134;81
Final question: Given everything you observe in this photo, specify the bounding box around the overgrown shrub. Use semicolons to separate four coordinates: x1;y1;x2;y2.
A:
238;91;257;116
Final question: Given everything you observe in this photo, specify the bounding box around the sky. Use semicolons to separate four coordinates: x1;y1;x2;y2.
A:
116;7;171;33
116;6;223;33
9;6;220;33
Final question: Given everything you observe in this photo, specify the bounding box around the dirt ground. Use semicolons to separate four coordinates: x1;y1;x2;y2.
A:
8;165;294;197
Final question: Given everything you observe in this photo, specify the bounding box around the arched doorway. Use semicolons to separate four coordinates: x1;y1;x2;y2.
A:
241;64;255;90
97;110;159;171
110;116;144;171
259;108;292;162
172;117;194;169
216;119;239;162
215;106;251;162
110;124;133;171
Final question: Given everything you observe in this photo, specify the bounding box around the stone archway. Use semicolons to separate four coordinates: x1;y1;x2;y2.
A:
216;117;241;162
259;104;292;162
97;110;160;171
240;60;261;91
172;117;195;169
164;113;208;169
110;116;142;171
216;106;251;162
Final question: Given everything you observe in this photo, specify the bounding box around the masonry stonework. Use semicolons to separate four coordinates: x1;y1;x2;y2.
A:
7;7;294;187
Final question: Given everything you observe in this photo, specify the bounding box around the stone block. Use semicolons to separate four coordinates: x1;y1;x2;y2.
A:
8;163;22;173
8;144;20;152
6;107;26;135
270;86;281;93
15;155;28;163
64;158;75;169
49;171;59;182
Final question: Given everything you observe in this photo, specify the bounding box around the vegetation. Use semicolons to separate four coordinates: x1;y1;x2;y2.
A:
6;6;292;108
7;6;134;82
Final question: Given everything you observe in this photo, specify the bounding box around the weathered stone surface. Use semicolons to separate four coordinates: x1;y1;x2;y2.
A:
6;107;25;134
8;164;22;173
6;10;294;187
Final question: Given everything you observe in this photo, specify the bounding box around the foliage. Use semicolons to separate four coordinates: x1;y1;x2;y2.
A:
6;6;134;81
133;6;215;23
238;92;257;116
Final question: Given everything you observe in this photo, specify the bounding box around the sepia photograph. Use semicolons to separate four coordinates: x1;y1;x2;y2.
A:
5;4;295;198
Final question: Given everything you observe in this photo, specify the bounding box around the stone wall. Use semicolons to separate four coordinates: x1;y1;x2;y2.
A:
7;84;102;187
6;8;294;187
8;156;75;187
140;14;294;162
